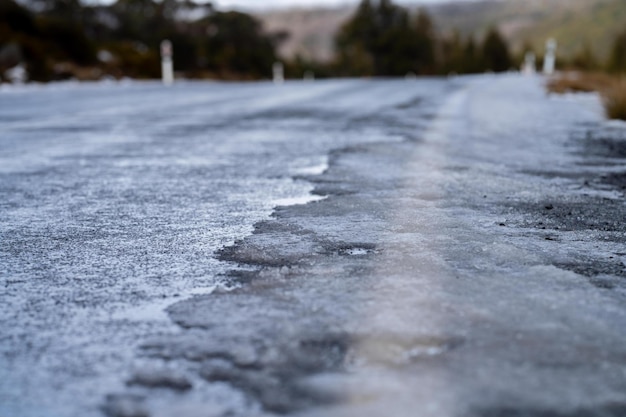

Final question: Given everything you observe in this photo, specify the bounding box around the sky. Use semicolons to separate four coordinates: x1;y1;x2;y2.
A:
214;0;480;11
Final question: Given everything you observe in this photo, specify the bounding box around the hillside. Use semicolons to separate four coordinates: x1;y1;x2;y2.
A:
260;6;353;62
429;0;625;62
257;0;626;64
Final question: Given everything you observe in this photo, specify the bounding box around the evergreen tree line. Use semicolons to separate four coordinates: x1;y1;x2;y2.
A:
333;0;513;77
334;0;626;77
1;0;626;82
0;0;283;81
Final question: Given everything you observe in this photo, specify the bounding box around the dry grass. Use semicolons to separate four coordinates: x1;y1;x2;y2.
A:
603;79;626;120
547;72;626;121
546;72;615;93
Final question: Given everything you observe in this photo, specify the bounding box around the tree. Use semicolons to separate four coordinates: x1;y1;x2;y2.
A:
37;17;97;65
334;0;436;76
439;30;464;74
202;11;278;79
0;0;284;80
413;9;435;74
0;0;53;80
570;43;599;71
334;0;376;76
462;36;481;73
31;0;83;21
609;29;626;73
481;27;511;72
0;0;37;35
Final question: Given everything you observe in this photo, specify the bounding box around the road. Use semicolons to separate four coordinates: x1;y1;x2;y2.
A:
1;75;625;417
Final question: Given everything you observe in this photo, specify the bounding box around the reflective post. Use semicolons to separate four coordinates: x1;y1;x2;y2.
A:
161;40;174;85
6;64;27;84
273;62;284;84
522;52;536;76
543;38;557;75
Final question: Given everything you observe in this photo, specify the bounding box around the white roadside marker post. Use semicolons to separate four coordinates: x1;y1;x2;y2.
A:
543;38;557;75
273;62;284;84
161;40;174;86
522;52;536;76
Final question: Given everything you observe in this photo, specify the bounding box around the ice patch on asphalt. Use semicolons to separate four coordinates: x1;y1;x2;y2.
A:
2;78;456;417
293;155;329;176
273;194;327;206
112;280;240;322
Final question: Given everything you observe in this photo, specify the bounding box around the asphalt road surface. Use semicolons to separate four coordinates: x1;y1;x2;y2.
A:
1;75;626;417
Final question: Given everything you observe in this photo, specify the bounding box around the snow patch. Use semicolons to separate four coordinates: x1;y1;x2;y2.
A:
295;161;329;176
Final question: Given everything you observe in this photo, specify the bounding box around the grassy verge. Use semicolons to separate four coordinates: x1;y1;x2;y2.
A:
603;80;626;120
547;72;626;120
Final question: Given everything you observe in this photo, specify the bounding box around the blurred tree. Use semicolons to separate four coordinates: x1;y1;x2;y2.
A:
439;30;464;74
1;0;286;81
370;0;414;75
413;9;436;74
37;17;97;65
481;27;512;72
609;29;626;73
23;0;97;67
105;41;160;78
570;43;599;71
462;36;482;73
334;0;376;76
335;0;437;76
0;0;53;80
286;54;331;79
111;0;165;44
0;0;37;35
202;11;278;79
31;0;83;21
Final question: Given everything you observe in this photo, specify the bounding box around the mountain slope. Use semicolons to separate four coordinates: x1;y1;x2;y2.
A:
429;0;625;61
256;0;626;64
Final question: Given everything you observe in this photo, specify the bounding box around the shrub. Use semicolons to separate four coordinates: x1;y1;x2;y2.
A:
603;79;626;121
548;72;626;121
546;72;615;94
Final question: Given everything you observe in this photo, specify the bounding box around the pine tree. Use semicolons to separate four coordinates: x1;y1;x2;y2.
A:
335;0;436;77
481;27;511;72
413;9;435;74
609;30;626;73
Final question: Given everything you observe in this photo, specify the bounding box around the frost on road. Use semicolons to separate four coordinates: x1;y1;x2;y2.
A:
1;76;626;417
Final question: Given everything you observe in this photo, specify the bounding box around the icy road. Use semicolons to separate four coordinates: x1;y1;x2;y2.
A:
1;75;626;417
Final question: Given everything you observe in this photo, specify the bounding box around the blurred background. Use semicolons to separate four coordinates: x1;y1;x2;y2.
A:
0;0;625;83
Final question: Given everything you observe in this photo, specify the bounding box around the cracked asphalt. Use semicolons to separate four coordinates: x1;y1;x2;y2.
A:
1;75;626;417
